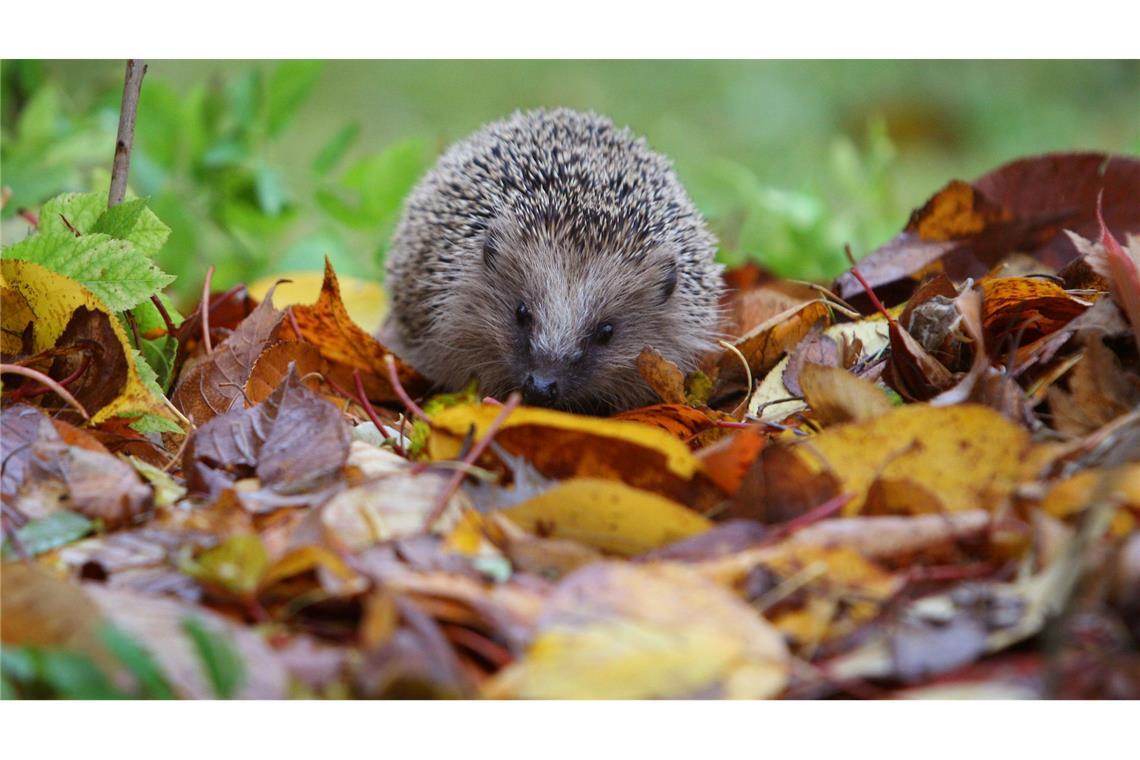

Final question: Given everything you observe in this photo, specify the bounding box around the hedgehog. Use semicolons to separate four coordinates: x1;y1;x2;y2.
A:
383;108;724;413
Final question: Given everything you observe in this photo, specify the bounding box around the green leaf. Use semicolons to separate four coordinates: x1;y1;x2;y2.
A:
264;60;323;138
15;84;61;150
99;624;175;699
312;122;360;176
3;232;175;311
1;510;93;559
132;294;182;391
128;456;187;507
39;191;106;235
253;164;288;216
182;617;245;699
92;198;172;258
127;412;185;435
182;534;269;598
37;649;125;699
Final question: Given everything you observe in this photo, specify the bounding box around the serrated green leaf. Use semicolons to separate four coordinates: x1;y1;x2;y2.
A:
264;60;323;138
1;510;93;559
99;624;176;699
3;232;175;311
92;198;172;258
312;122;360;176
182;617;245;699
39;191;106;235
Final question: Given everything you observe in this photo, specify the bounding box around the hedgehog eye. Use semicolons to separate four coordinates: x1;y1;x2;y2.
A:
594;322;615;346
515;303;532;328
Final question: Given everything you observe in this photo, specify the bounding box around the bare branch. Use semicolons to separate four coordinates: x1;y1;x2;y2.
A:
108;59;147;208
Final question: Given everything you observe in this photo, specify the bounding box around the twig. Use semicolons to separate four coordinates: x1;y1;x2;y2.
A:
149;294;178;337
201;264;215;354
0;363;90;420
844;244;893;323
352;369;403;455
108;59;147;208
58;214;81;237
384;354;430;423
17;209;38;228
422;392;521;530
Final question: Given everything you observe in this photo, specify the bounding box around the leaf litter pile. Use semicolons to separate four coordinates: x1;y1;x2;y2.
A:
2;152;1139;699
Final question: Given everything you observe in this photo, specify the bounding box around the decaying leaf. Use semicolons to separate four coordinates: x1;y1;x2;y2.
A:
283;259;427;402
183;366;350;508
1;259;176;425
792;403;1037;515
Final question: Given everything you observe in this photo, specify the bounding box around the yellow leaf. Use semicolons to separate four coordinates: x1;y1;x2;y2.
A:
182;534;269;598
1;259;174;425
249;269;388;334
484;562;788;699
754;545;902;647
795;403;1035;515
429;404;712;509
1040;465;1139;536
501;478;712;557
261;545;358;588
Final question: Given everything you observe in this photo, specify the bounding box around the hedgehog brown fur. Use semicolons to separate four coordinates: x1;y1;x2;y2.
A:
384;108;724;413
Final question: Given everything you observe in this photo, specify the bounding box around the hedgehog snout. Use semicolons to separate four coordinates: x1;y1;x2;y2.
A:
521;372;559;407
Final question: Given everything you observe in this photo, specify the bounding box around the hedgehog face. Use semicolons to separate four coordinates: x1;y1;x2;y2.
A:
470;226;683;412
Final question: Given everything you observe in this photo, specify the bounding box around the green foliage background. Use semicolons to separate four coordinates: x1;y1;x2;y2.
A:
3;60;1138;306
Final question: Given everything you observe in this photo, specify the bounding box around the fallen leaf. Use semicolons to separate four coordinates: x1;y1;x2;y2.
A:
792;403;1035;515
485;562;789;699
718;300;831;384
284;259;427;402
636;346;686;404
171;288;285;425
429;403;720;508
249;269;388;335
799;362;894;426
500;478;712;557
183;366;350;507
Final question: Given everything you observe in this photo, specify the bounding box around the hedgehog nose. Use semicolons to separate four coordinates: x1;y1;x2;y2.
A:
522;373;559;407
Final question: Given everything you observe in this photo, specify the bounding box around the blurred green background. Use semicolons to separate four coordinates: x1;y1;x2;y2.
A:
3;60;1137;305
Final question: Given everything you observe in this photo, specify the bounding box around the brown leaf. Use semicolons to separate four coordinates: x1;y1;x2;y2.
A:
1047;335;1140;436
836;152;1140;306
612;403;716;441
782;324;840;397
64;446;152;528
1;403;151;527
636;346;686;404
799;362;894;426
719;300;831;384
980;276;1090;349
183;366;350;507
244;339;331;406
285;259;428;402
45;307;128;424
172;289;285;425
696;425;768;496
730;443;841;524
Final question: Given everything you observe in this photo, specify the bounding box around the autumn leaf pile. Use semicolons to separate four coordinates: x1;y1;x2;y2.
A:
2;152;1138;699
